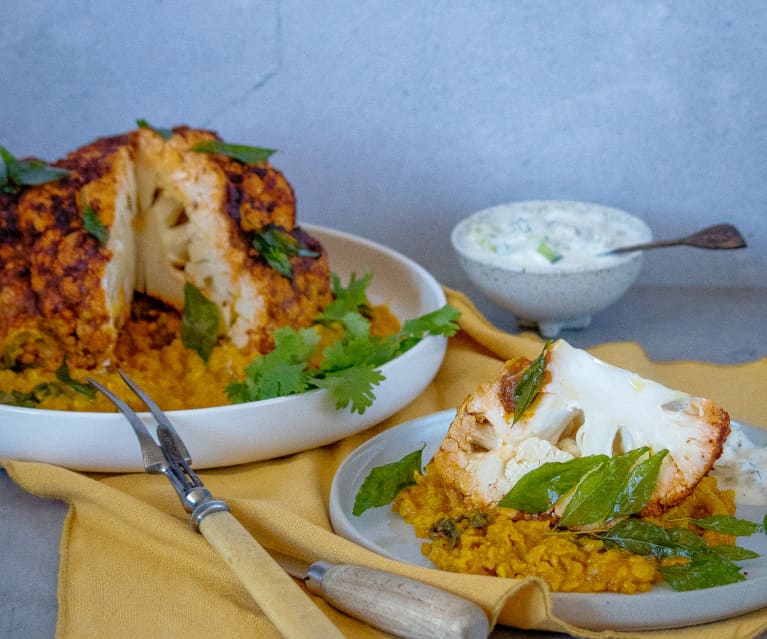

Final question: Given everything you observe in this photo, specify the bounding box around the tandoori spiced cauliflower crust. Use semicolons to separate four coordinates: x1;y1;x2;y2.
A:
1;127;332;369
432;339;730;519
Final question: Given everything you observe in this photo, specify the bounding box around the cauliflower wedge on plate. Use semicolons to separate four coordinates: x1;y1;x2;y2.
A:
433;339;730;518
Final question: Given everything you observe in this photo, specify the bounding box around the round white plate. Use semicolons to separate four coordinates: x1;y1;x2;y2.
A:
329;410;767;632
0;225;447;472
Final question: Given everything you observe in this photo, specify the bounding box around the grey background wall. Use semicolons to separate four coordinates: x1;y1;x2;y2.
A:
2;0;765;292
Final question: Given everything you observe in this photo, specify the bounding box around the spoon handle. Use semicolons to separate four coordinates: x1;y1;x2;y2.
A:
606;237;684;254
605;223;746;255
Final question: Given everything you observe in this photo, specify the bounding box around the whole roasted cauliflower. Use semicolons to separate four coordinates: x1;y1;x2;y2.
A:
1;126;332;368
433;339;731;517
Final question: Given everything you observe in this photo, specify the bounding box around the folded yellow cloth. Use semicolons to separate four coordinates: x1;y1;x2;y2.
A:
4;288;767;639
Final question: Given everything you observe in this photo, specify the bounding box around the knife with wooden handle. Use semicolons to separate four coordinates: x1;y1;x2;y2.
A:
270;549;490;639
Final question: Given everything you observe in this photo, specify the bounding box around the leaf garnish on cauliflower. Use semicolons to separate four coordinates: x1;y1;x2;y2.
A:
433;339;731;518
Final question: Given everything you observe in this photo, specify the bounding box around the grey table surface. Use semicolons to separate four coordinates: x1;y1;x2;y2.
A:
2;284;766;639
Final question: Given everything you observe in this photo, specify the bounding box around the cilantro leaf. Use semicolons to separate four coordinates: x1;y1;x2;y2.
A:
311;364;385;414
352;447;423;516
224;327;319;402
224;272;460;413
190;139;276;164
181;283;222;362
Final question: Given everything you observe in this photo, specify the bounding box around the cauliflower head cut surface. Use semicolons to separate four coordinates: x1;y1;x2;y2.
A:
433;339;730;516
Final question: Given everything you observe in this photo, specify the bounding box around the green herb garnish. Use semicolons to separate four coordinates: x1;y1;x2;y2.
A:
190;139;276;164
690;515;765;536
599;518;761;591
81;190;109;245
225;273;460;414
136;118;173;140
352;447;423;516
181;282;222;362
0;383;62;407
498;446;668;528
429;517;462;548
0;146;70;194
55;359;96;398
512;340;551;423
498;454;609;512
251;224;321;279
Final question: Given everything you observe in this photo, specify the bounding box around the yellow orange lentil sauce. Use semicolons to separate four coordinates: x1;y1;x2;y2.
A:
0;296;400;413
393;463;736;594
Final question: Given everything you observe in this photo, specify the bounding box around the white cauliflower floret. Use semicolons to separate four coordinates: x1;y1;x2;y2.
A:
433;339;730;516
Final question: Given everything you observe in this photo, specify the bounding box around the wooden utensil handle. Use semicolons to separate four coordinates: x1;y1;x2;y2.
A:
307;562;490;639
198;510;344;639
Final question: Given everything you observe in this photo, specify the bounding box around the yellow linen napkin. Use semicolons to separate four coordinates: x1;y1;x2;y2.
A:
3;287;767;639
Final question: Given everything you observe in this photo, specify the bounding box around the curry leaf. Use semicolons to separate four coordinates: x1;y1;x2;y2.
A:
611;449;668;519
558;447;649;528
692;515;764;536
711;545;760;561
513;340;551;422
252;224;321;279
600;519;756;591
81;190;109;245
352;447;423;516
55;360;96;398
190;139;276;164
601;519;687;560
181;283;221;362
498;454;608;512
136;118;173;140
659;557;746;591
0;145;70;194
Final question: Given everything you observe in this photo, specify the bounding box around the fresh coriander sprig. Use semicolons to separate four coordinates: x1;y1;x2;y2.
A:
225;273;460;414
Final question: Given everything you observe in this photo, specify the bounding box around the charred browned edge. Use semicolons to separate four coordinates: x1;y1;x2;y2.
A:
498;357;533;415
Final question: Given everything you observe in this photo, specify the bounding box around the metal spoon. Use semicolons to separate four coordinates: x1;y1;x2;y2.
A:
603;223;747;255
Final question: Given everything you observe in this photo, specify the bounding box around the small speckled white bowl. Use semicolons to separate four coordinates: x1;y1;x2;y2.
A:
451;200;652;337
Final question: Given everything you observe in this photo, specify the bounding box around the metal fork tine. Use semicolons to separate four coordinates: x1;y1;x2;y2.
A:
86;377;168;473
116;370;192;463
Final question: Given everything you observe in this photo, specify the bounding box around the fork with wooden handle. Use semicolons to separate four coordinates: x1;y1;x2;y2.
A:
89;371;490;639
